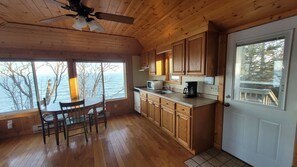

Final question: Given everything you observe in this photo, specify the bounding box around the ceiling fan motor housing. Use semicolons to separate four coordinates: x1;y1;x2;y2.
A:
68;0;94;18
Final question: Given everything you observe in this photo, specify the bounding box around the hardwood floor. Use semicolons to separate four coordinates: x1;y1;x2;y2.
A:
0;113;192;167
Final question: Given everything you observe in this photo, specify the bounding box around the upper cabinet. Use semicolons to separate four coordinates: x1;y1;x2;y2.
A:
172;24;218;76
145;50;165;76
172;40;185;75
148;50;156;75
140;52;149;68
186;33;206;75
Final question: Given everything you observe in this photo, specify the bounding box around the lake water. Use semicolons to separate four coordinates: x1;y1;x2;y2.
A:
0;73;125;113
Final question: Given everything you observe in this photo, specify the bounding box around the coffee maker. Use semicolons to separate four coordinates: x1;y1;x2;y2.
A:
183;81;197;98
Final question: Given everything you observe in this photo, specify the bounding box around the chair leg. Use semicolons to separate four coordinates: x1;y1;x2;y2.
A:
62;122;66;139
83;122;88;142
66;126;69;147
104;112;107;128
47;124;50;137
42;125;46;144
89;115;92;132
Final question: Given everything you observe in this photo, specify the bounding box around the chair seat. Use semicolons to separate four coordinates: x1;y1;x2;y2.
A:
65;117;86;125
88;107;104;115
44;114;67;122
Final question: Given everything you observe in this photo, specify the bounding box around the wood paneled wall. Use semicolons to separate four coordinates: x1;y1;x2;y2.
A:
0;23;142;55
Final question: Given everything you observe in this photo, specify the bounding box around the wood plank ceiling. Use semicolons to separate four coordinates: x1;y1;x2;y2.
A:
1;0;297;51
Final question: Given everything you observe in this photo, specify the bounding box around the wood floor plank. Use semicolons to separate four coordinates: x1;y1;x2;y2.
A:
0;113;192;167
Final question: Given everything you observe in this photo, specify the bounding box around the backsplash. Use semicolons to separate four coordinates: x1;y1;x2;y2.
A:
149;75;219;99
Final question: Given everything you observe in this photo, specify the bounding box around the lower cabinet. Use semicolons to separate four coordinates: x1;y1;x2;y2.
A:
140;91;215;154
176;112;191;148
140;92;148;117
161;106;175;137
148;100;155;121
153;103;161;126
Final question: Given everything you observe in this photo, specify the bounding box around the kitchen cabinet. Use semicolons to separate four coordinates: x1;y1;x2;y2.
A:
186;33;205;75
176;104;191;148
148;94;161;126
172;24;218;76
140;52;149;68
161;99;175;137
140;91;148;117
172;40;185;75
148;50;156;75
139;90;215;154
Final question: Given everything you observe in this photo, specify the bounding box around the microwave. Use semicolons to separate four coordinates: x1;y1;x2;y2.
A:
147;80;163;90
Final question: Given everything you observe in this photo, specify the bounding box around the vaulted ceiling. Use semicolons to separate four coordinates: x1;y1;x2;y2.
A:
1;0;297;51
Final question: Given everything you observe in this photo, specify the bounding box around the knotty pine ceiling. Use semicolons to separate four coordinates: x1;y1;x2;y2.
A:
1;0;297;51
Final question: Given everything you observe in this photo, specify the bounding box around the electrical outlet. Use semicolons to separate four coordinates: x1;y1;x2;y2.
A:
114;104;118;108
7;120;13;129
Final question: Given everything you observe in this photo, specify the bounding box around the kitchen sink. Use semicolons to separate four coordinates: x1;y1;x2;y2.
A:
158;90;173;94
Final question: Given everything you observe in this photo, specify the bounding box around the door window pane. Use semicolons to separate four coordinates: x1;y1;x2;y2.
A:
35;61;70;104
234;37;286;107
103;63;126;100
0;61;36;113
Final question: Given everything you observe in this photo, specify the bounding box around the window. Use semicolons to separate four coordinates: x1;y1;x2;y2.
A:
103;63;126;100
234;32;292;109
0;61;71;113
34;61;71;104
0;61;36;113
165;51;180;83
76;62;126;100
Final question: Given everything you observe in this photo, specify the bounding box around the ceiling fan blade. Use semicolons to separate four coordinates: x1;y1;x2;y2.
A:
94;12;134;24
45;0;68;6
40;14;76;24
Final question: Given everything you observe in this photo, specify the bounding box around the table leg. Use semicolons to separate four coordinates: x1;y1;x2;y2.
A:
93;106;98;133
54;113;59;145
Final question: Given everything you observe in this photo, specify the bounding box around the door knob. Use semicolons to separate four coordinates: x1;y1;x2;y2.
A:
226;95;231;99
224;103;230;107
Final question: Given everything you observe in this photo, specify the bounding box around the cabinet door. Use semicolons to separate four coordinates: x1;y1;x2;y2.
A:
186;33;206;75
148;50;156;75
140;98;148;117
141;52;149;68
161;106;175;136
148;100;155;121
176;112;191;148
153;104;161;126
172;40;185;75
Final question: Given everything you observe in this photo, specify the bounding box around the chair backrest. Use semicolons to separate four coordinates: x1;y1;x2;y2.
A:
37;98;47;122
59;99;87;125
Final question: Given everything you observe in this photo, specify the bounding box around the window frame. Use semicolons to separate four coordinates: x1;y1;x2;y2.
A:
164;50;182;85
232;30;293;110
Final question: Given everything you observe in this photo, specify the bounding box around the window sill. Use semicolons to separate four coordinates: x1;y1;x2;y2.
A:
0;109;38;121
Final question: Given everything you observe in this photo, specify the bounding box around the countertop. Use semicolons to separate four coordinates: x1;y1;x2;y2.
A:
135;87;217;108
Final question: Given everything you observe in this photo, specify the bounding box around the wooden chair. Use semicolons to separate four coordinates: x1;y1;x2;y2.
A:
88;95;107;132
37;98;66;144
59;99;88;146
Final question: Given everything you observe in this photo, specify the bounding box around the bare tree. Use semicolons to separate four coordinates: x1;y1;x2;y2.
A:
0;62;34;111
76;63;122;99
45;62;67;103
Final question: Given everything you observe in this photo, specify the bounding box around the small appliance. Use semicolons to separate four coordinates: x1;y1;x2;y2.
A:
183;81;197;98
147;80;163;90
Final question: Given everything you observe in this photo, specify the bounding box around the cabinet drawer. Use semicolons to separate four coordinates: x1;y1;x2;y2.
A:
148;94;160;103
176;104;191;116
161;98;175;110
140;91;147;98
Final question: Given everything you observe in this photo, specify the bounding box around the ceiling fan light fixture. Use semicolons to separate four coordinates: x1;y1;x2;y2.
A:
88;20;104;32
72;16;87;31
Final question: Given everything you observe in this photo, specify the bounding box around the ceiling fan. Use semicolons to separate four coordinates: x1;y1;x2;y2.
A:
41;0;134;32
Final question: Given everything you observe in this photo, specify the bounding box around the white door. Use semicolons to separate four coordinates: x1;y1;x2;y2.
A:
223;16;297;167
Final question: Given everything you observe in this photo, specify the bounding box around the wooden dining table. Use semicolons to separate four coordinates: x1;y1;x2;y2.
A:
41;98;102;145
